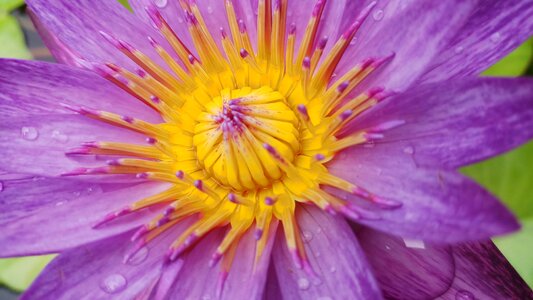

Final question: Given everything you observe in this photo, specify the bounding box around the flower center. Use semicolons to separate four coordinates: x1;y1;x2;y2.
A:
195;87;299;190
62;0;404;289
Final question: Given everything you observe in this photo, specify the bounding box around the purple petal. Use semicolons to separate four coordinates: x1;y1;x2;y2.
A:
328;146;519;243
422;0;533;82
21;227;185;300
264;264;283;300
439;241;533;299
357;227;532;299
336;0;475;91
165;223;277;299
0;176;168;256
0;59;159;120
356;227;455;299
343;77;533;169
26;0;171;69
0;59;159;176
272;206;382;299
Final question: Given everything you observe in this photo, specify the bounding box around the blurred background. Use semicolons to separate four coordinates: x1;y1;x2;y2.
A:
0;0;532;298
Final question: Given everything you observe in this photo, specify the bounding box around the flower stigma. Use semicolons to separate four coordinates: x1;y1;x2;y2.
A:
61;0;404;288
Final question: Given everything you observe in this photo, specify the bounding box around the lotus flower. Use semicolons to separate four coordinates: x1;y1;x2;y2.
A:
1;0;533;299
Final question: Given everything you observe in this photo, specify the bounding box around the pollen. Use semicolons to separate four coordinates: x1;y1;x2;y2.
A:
63;0;403;285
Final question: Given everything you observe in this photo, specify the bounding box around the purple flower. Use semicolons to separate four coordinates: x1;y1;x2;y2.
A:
1;0;533;299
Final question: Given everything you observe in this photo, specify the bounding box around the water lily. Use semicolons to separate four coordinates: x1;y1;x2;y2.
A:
1;0;533;299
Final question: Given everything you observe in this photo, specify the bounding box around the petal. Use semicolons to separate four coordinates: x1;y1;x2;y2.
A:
422;0;533;83
0;114;146;177
343;77;533;169
357;227;532;299
21;227;183;300
440;241;533;299
26;0;170;68
356;227;455;299
0;59;158;120
336;0;474;91
328;146;519;243
0;176;168;256
164;223;277;299
272;206;382;300
264;264;283;300
0;59;159;176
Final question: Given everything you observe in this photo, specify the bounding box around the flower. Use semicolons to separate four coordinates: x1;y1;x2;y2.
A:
1;0;533;299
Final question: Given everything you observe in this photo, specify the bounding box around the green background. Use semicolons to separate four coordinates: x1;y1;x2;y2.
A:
0;0;532;293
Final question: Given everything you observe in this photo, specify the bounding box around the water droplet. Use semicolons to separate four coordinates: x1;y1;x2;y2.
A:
349;40;356;46
316;227;322;234
73;191;81;197
329;267;336;273
21;127;39;141
372;10;384;21
100;274;127;294
0;181;4;192
55;201;66;206
455;290;474;300
178;17;184;23
297;278;310;290
490;32;501;43
51;130;69;143
126;247;149;265
302;231;313;243
153;0;167;8
403;146;414;155
454;46;464;54
317;297;333;300
207;6;213;14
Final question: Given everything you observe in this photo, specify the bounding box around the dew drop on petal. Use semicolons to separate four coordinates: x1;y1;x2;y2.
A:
454;46;464;54
455;290;475;300
51;130;69;143
100;274;127;294
329;266;336;273
297;278;310;290
126;247;149;266
55;201;66;207
490;32;501;43
207;6;213;14
317;297;333;300
0;181;4;192
21;126;39;141
403;146;414;155
302;231;313;243
153;0;167;8
178;17;184;23
372;10;384;21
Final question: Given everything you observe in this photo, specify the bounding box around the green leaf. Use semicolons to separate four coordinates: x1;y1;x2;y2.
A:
0;255;55;291
483;38;533;77
462;141;533;219
117;0;131;10
0;0;24;12
494;219;533;288
0;12;32;59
